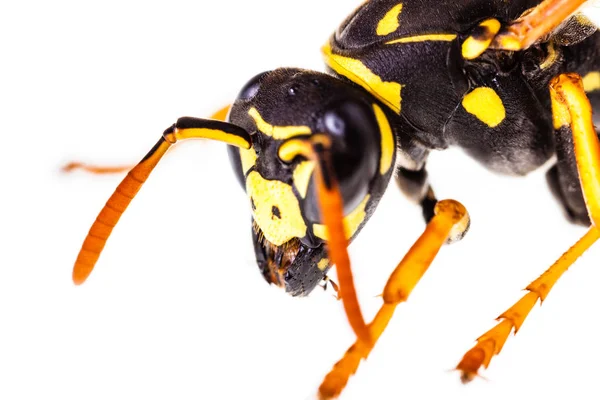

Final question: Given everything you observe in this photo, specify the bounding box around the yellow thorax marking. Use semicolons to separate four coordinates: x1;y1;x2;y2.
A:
248;107;312;140
239;147;257;175
540;41;558;69
373;104;394;175
376;3;403;36
462;87;506;128
386;33;457;44
246;171;307;246
461;18;501;60
313;195;370;240
293;161;315;198
322;43;403;113
582;72;600;93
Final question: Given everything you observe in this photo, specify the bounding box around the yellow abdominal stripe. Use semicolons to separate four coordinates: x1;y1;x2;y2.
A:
462;87;505;128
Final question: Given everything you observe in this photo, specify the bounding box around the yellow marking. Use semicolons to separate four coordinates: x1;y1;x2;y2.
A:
540;41;558;69
322;43;403;113
373;104;394;175
461;18;501;60
582;71;600;93
246;171;307;246
313;195;370;240
462;87;506;128
248;107;311;140
317;258;329;271
239;147;257;175
174;128;250;149
376;3;403;36
278;138;314;163
293;161;315;198
576;13;594;27
386;33;457;44
494;35;521;51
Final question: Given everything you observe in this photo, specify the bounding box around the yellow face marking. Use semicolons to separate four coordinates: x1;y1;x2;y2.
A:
386;33;457;44
239;147;257;175
246;171;307;246
313;195;370;240
373;104;394;175
248;107;311;140
293;160;315;198
461;18;501;60
582;72;600;93
317;258;329;271
322;43;403;113
173;128;250;149
376;3;403;36
540;41;558;69
462;87;506;128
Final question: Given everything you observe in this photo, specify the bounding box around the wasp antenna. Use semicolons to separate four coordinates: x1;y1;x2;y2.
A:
279;135;371;344
72;118;251;285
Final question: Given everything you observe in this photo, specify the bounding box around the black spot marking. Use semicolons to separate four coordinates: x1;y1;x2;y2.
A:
251;197;256;211
470;24;492;41
272;205;281;219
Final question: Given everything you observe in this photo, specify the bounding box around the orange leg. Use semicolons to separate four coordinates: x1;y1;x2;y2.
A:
279;136;371;344
62;106;231;176
457;73;600;381
72;117;250;285
490;0;587;51
318;200;470;399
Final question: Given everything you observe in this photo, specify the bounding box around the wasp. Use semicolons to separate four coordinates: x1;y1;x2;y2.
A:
67;0;600;398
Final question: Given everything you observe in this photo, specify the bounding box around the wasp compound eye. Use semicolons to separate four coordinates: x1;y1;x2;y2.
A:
236;71;271;101
322;101;378;213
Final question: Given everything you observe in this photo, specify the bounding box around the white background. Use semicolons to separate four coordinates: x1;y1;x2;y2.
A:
2;1;600;399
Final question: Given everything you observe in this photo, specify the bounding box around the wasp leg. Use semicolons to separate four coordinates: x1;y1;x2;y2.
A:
396;166;437;224
321;275;341;300
546;163;589;226
318;200;469;400
490;0;587;51
72;117;250;285
457;72;600;382
62;106;232;176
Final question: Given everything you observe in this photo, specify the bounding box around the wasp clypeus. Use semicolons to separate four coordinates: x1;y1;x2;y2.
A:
67;0;600;398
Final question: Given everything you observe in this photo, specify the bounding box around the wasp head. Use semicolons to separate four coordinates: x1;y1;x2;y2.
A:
226;68;393;296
